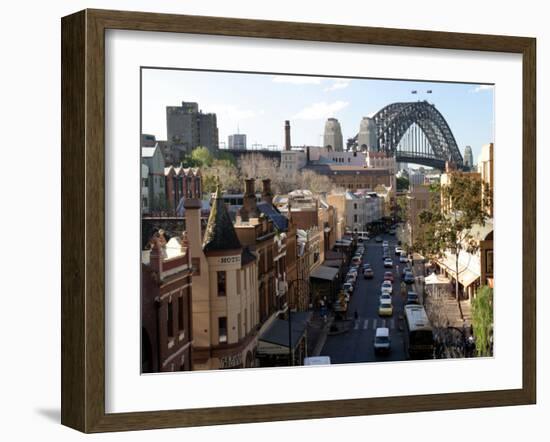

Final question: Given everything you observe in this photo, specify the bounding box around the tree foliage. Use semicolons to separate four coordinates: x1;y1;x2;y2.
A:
396;176;410;191
414;173;492;307
471;285;493;356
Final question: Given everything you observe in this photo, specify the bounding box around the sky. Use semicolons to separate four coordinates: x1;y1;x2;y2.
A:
141;68;494;163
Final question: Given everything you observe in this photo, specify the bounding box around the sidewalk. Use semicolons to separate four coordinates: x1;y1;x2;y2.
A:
306;311;334;357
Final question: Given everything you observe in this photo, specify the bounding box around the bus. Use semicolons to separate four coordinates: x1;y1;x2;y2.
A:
403;304;434;359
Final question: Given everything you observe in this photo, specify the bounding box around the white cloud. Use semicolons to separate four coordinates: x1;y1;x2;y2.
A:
324;79;352;92
472;84;494;93
272;75;322;85
293;101;349;120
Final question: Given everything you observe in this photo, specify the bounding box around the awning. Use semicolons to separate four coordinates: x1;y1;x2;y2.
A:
323;259;343;268
310;265;339;281
425;273;451;285
437;255;480;288
257;312;312;353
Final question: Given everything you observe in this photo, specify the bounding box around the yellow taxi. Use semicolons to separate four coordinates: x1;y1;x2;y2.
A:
378;299;393;317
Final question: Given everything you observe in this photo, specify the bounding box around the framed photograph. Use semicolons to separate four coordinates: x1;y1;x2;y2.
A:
61;9;536;433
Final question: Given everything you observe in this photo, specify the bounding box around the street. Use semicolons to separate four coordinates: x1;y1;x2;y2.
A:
320;233;408;363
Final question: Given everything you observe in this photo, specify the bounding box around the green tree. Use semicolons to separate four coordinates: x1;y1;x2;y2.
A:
190;146;214;167
396;176;410;191
471;285;493;356
414;173;491;317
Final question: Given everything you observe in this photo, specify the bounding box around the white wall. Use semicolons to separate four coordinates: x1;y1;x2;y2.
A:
1;1;547;441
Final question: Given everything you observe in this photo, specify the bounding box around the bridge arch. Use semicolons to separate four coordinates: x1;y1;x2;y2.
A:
348;101;463;169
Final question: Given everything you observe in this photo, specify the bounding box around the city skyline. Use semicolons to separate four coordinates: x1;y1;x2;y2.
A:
142;68;494;162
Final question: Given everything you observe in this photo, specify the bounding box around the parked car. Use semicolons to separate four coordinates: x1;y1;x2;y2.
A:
379;292;392;303
406;291;420;305
403;271;415;284
382;240;389;248
363;268;374;279
389;229;396;235
378;300;393;316
351;256;362;266
395;246;403;256
363;262;371;269
375;236;382;242
399;252;409;263
373;327;391;354
381;280;393;294
346;272;357;283
343;282;354;294
384;257;393;268
383;271;394;282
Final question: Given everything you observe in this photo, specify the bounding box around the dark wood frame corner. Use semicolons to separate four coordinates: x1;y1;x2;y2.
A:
61;8;536;433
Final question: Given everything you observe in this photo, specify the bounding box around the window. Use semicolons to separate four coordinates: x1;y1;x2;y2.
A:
217;271;226;296
354;203;357;210
237;270;241;294
178;295;184;332
167;300;174;338
218;317;228;343
354;214;358;223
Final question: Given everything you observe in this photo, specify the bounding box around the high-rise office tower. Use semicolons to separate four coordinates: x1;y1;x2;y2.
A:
464;145;474;169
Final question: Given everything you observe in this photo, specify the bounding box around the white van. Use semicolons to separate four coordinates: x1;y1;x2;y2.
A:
303;356;331;366
373;327;391;353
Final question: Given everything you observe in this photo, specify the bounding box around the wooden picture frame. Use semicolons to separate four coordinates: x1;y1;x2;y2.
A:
61;9;536;433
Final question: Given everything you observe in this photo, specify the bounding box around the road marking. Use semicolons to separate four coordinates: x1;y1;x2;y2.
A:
354;320;359;330
363;319;369;329
372;319;378;330
390;319;395;329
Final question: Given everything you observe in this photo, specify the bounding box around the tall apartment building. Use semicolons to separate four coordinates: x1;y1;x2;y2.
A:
166;101;219;153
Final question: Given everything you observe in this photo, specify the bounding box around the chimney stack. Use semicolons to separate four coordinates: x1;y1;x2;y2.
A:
262;178;274;206
243;178;258;219
284;120;291;151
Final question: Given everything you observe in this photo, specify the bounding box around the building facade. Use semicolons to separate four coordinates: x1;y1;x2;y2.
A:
164;166;202;213
305;164;393;191
323;118;343;151
228;133;247;150
357;116;378;151
185;183;259;370
141;231;193;373
478;143;494;217
464;145;474;169
166;101;219;153
142;143;166;213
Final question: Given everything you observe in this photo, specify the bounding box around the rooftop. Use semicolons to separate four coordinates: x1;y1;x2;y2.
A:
202;185;242;253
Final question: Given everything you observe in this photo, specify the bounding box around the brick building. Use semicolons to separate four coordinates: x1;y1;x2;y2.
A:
141;231;193;373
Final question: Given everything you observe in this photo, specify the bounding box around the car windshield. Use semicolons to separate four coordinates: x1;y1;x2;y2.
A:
375;336;389;344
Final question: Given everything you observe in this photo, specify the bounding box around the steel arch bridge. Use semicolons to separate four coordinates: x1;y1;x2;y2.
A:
347;101;463;169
